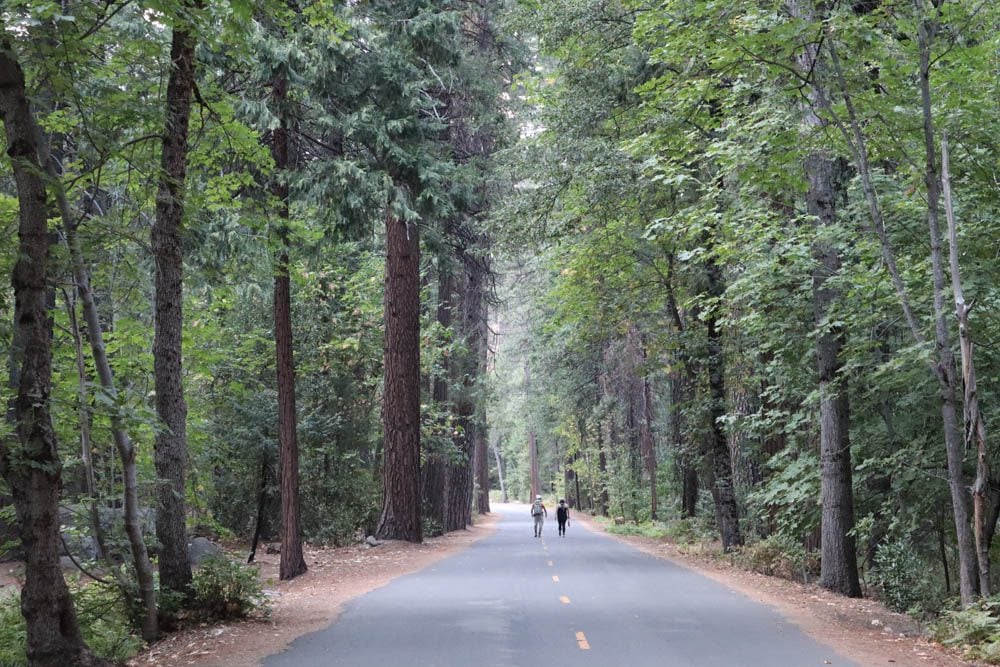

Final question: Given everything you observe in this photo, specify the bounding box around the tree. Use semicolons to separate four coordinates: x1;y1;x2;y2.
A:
376;208;423;541
269;67;307;580
153;1;199;596
818;1;985;602
0;35;108;667
792;0;861;597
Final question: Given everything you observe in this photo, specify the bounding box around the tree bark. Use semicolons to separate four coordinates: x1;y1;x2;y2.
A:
468;262;491;515
0;39;108;667
529;431;539;500
376;212;422;542
628;326;659;520
247;454;270;564
790;0;862;598
42;90;158;635
664;256;699;518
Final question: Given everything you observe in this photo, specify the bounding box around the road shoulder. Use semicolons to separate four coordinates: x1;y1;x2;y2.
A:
573;513;973;667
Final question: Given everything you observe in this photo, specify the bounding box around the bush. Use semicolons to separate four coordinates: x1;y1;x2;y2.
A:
191;556;268;621
871;538;926;613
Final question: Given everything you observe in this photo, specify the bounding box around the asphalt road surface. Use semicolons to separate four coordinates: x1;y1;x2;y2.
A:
264;503;856;667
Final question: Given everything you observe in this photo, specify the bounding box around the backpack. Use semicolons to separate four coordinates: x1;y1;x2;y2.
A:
531;500;543;516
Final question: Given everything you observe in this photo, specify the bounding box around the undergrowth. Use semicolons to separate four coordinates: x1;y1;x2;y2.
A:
930;597;1000;664
0;580;143;667
0;554;268;665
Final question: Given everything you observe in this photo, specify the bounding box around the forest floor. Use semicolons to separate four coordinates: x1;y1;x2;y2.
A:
0;507;975;666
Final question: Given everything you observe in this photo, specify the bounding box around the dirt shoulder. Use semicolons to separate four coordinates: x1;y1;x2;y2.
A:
573;513;974;667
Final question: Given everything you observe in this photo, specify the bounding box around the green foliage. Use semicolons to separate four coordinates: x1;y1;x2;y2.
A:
661;517;717;545
871;538;929;614
0;582;144;667
191;556;268;621
72;582;145;662
931;598;1000;664
0;593;27;667
744;450;821;543
606;520;669;540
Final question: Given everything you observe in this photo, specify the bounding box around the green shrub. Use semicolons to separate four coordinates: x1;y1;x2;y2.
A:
871;538;926;613
191;556;268;621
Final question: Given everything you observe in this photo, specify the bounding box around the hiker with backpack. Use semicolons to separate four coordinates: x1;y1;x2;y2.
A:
531;495;547;537
556;499;570;536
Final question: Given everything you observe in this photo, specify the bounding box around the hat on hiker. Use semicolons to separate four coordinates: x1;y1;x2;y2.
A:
536;494;542;500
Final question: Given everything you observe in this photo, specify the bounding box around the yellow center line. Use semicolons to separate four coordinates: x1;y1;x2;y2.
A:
575;631;590;650
552;575;559;582
559;595;571;604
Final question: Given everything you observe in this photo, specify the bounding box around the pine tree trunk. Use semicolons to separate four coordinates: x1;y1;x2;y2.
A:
376;212;422;542
0;41;108;667
474;425;490;514
269;73;307;580
152;10;199;596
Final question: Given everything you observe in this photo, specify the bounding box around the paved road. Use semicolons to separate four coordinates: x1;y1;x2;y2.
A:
264;503;856;667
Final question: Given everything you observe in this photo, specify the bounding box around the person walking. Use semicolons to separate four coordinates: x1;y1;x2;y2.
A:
556;499;570;536
530;495;547;537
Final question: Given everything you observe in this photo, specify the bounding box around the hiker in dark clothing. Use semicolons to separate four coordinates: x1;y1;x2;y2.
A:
556;499;570;536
